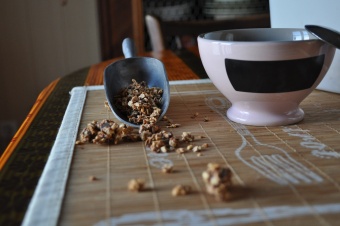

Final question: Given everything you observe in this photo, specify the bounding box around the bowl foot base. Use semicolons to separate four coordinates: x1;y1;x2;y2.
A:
227;106;304;126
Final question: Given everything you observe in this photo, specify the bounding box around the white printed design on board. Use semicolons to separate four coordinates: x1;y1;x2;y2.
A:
205;97;323;185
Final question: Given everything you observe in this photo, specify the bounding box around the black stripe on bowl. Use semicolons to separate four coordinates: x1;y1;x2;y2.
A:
225;55;325;93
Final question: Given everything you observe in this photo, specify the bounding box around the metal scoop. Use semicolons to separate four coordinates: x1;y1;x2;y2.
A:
104;38;170;127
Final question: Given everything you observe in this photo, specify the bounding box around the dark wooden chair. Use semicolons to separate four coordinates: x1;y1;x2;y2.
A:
145;13;271;51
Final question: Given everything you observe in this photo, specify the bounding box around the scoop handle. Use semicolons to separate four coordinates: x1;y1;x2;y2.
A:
122;38;137;58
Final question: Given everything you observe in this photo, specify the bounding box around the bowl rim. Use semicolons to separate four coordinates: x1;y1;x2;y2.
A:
198;28;319;43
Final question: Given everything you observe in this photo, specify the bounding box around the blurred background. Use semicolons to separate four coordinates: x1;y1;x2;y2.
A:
0;0;270;151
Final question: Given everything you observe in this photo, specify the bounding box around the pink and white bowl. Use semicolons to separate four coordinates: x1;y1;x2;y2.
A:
198;28;336;126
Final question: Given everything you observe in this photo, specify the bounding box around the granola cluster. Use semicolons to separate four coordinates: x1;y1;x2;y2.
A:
171;184;192;197
127;178;145;192
114;79;163;125
78;119;140;144
202;163;232;201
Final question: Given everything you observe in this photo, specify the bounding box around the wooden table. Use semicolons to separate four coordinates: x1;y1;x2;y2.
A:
1;48;340;226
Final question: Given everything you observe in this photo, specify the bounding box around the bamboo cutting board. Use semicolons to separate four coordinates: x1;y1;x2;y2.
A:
58;81;340;225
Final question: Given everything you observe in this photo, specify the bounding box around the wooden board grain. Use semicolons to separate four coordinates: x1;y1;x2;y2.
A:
59;82;340;225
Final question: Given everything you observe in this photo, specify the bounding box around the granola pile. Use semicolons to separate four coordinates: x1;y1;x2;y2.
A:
114;79;163;125
78;119;140;144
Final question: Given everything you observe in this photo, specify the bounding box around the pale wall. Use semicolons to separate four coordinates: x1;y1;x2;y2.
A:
0;0;101;150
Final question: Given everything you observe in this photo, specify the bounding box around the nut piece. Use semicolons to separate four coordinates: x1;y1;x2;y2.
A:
169;137;179;148
192;145;202;153
75;140;84;145
166;123;181;128
187;144;193;151
128;178;145;192
201;143;209;148
202;163;232;201
181;132;195;142
191;112;199;119
104;101;110;110
176;148;186;154
171;184;192;196
88;175;98;181
161;164;173;173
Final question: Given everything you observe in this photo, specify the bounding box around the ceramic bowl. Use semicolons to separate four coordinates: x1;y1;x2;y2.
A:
198;28;336;126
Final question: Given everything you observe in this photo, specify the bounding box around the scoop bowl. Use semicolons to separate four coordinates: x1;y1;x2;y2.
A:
104;38;170;127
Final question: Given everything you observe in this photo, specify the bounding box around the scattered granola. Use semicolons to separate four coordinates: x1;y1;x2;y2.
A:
77;119;140;144
75;140;84;145
128;178;145;192
166;123;181;128
88;175;98;181
104;101;110;110
201;143;209;148
175;147;186;154
190;112;199;119
171;184;192;196
203;116;210;122
161;164;173;173
202;163;232;201
168;137;179;149
192;145;202;153
144;130;174;152
181;132;195;142
186;144;193;151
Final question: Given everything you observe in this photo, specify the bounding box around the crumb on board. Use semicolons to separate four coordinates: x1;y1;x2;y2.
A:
181;132;195;142
171;184;192;196
75;140;84;145
88;176;98;181
176;147;186;154
187;144;193;151
128;178;145;192
190;112;199;119
104;101;110;110
192;145;202;153
162;164;173;173
202;143;209;148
